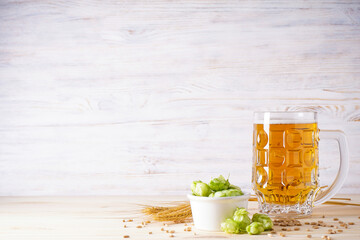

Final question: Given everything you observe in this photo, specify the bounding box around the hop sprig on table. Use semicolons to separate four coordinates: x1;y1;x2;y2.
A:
221;208;273;235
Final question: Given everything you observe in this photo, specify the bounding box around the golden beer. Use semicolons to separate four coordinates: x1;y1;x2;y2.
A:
253;122;319;206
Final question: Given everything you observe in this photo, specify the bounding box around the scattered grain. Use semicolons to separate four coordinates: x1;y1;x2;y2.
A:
279;232;286;237
148;232;152;235
311;222;317;225
281;228;287;231
337;229;343;233
169;234;174;237
270;231;277;234
333;218;339;221
161;228;164;231
305;222;310;225
307;229;311;231
166;230;169;233
123;236;130;239
136;225;142;228
307;235;312;238
349;222;355;225
294;227;300;231
312;226;319;229
128;219;133;222
122;219;126;222
146;220;151;224
170;230;175;233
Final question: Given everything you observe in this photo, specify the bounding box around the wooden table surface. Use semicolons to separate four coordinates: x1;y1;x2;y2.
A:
0;195;359;239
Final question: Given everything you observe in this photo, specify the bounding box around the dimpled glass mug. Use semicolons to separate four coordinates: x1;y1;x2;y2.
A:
252;112;349;216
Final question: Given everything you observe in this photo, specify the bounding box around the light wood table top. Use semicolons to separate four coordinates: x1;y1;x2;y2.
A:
0;195;359;239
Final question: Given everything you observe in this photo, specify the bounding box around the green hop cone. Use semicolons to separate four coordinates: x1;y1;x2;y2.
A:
233;207;249;216
220;218;241;234
191;181;212;197
212;189;243;197
191;180;201;193
228;184;243;192
209;175;230;191
226;189;243;196
246;222;265;235
252;213;273;230
232;208;251;232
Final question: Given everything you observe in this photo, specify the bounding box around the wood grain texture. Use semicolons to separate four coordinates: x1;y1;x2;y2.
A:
0;195;359;239
0;0;359;195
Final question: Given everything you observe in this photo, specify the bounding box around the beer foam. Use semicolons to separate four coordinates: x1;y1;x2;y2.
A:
254;119;316;124
253;112;317;124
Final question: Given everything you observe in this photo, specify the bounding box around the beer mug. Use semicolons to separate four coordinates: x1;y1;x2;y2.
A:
252;112;349;216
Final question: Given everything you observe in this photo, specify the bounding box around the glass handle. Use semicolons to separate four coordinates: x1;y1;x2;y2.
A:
314;130;349;205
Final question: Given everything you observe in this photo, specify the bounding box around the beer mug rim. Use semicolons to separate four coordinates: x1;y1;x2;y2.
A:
254;111;317;124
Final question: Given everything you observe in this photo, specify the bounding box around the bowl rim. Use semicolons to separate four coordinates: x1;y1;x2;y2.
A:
187;191;251;201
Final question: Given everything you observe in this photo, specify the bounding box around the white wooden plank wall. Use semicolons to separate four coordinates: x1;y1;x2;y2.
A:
0;0;359;196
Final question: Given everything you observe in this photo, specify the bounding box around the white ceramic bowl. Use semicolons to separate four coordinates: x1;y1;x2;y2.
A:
187;192;250;231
